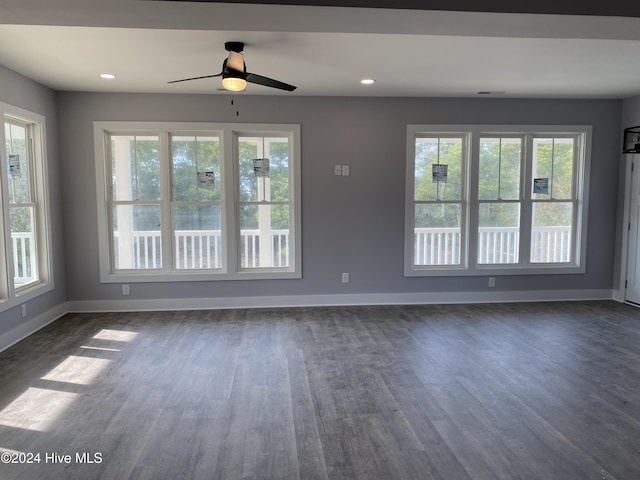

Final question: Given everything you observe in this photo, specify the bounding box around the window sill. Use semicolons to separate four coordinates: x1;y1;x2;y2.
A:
0;281;53;313
99;270;302;283
405;264;585;277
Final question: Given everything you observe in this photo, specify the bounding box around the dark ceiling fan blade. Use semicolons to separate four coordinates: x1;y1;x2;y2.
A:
246;72;297;91
167;73;222;84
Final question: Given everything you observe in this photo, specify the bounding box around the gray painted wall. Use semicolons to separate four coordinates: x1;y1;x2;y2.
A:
0;65;66;331
57;92;621;304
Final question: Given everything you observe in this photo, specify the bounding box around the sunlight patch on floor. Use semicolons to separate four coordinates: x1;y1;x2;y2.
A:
0;447;24;455
0;387;77;432
41;355;112;385
93;329;139;342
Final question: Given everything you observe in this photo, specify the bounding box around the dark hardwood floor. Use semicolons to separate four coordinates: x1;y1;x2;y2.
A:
0;301;639;479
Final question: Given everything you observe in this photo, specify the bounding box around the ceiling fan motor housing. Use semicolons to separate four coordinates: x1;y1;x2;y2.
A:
225;41;245;53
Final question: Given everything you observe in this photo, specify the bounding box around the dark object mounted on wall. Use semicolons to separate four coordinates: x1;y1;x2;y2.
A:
623;126;640;153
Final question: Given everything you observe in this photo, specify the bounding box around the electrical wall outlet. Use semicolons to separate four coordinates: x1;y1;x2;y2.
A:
342;272;350;283
21;304;27;318
122;284;130;295
341;165;350;176
488;277;496;288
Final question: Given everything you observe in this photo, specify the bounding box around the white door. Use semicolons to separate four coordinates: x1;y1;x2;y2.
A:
626;156;640;304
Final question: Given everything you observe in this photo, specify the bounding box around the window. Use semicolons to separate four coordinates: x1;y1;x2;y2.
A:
237;135;292;269
530;136;577;264
172;135;222;270
94;122;301;282
477;136;522;265
0;103;52;311
411;134;468;268
111;134;162;270
405;125;590;276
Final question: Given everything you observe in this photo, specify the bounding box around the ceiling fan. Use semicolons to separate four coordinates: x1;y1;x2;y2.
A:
168;41;297;92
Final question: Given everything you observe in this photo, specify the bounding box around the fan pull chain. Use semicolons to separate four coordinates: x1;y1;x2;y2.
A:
231;98;239;116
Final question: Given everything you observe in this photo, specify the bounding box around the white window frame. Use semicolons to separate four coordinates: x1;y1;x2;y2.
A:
94;121;301;283
170;132;225;272
0;102;53;312
405;124;591;276
405;128;471;272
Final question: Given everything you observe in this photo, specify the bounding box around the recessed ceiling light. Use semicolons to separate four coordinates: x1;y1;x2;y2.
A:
100;73;116;79
361;78;375;85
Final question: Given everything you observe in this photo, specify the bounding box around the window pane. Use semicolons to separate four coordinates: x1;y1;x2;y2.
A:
552;139;574;199
238;136;289;203
172;136;221;202
239;204;290;268
532;138;552;200
413;203;461;266
414;137;462;202
10;206;37;286
5;122;31;204
266;140;290;203
111;135;161;201
174;205;222;270
112;205;161;269
533;138;574;200
478;203;520;264
479;137;521;200
531;202;573;263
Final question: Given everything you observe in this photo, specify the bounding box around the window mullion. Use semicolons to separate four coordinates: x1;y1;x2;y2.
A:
468;132;479;268
223;129;237;274
462;134;469;269
550;139;556;199
26;130;40;284
520;134;534;265
288;132;299;270
105;134;116;274
571;135;580;263
573;135;581;200
160;132;173;273
497;138;503;200
27;132;36;203
0;126;12;299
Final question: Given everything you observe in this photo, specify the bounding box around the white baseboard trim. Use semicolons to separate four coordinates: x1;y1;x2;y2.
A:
0;302;69;353
611;288;626;303
67;289;614;313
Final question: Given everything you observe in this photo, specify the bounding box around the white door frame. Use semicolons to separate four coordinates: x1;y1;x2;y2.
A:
617;153;637;303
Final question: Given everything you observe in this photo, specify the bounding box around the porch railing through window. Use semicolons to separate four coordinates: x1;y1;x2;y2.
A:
13;226;570;274
109;229;290;270
12;232;37;286
413;226;572;266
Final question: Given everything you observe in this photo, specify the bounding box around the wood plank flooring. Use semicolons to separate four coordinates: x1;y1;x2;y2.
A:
0;301;639;479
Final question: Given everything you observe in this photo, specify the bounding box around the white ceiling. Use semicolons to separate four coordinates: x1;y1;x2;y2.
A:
2;0;640;98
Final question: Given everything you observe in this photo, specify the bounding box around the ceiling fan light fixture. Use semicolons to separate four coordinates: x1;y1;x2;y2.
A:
169;41;296;92
222;76;247;92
